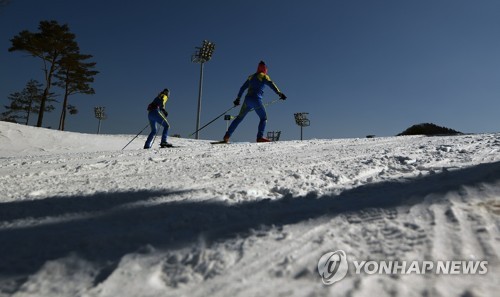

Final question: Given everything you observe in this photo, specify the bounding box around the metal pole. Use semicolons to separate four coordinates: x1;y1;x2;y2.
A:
195;62;204;139
97;119;102;134
188;106;236;137
300;126;303;140
121;123;150;150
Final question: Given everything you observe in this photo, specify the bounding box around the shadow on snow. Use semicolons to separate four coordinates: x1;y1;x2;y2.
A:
1;161;499;286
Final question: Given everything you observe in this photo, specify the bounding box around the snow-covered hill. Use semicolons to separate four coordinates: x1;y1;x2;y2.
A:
1;121;499;297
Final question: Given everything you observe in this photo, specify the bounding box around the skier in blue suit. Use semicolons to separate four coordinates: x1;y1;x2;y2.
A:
144;89;171;149
223;61;287;143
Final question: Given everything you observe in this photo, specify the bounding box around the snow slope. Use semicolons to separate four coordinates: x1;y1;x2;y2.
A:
0;121;499;297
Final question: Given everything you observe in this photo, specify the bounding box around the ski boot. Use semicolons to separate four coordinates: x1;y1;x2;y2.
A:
256;137;271;143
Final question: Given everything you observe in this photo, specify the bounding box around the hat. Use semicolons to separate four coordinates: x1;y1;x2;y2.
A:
257;61;267;74
161;88;170;96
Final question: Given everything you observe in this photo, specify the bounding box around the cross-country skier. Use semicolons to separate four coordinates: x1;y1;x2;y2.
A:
222;61;287;143
144;88;171;149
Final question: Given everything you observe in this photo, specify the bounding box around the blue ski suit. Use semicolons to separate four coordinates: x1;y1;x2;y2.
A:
226;72;282;139
144;93;169;148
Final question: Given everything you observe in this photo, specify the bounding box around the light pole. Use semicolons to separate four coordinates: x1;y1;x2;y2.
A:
191;40;216;139
294;112;310;140
94;106;106;134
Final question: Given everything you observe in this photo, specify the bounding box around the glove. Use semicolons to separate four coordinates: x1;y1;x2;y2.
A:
161;108;168;117
233;98;241;106
279;92;287;100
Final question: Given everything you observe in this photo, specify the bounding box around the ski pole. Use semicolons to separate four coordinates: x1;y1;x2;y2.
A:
188;105;236;137
226;98;282;121
122;123;150;150
151;128;158;148
247;98;281;113
151;117;168;147
187;98;282;138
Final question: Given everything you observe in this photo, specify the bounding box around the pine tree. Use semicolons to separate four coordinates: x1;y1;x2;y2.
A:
0;0;10;9
2;92;26;123
54;52;99;130
9;20;78;127
1;80;56;125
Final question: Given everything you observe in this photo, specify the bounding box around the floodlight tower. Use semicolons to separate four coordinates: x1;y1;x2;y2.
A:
294;112;310;140
191;40;216;139
94;106;106;134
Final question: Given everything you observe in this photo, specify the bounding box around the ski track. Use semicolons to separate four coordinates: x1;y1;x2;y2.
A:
1;124;500;297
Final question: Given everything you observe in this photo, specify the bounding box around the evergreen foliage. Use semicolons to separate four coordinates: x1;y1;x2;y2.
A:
54;52;99;130
0;0;10;8
1;80;56;125
9;20;79;127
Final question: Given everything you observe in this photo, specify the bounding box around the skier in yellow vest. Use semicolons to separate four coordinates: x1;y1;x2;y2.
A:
144;89;171;149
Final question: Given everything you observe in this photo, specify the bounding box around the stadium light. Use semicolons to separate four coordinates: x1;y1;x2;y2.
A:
294;112;310;140
94;106;106;134
191;40;216;139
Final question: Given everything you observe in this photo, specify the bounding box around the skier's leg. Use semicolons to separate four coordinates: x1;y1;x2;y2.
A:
226;102;250;137
144;115;158;149
160;117;170;144
255;102;268;139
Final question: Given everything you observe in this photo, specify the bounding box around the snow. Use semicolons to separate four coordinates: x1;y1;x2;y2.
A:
0;121;499;297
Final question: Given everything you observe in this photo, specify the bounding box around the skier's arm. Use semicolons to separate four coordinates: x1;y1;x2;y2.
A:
237;77;250;99
263;75;286;99
161;108;168;117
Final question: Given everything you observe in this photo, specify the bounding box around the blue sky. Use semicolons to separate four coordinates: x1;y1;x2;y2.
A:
1;0;499;141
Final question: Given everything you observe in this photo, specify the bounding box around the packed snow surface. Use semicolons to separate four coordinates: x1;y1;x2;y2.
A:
0;121;499;297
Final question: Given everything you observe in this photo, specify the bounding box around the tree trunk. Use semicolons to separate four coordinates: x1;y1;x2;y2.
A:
25;107;30;125
37;55;57;127
37;87;49;127
26;96;34;125
59;93;68;131
59;75;70;131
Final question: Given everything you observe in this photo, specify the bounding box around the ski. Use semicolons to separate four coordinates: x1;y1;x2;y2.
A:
210;141;274;145
159;143;179;148
210;141;229;145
